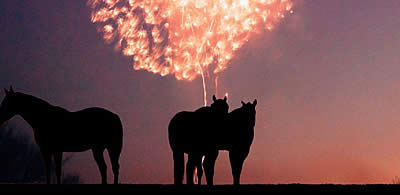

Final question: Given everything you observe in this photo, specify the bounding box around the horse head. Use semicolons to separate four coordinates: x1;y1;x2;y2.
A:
211;95;229;117
240;99;257;126
0;86;18;126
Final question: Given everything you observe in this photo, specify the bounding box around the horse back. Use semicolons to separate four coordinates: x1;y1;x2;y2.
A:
70;107;122;137
38;107;122;152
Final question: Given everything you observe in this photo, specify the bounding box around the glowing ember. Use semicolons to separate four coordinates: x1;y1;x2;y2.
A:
88;0;293;105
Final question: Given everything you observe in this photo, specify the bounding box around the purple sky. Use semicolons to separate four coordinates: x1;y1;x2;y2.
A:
1;0;400;184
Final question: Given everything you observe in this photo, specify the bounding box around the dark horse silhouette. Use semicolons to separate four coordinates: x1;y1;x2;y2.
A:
0;87;123;184
168;95;229;185
190;99;257;185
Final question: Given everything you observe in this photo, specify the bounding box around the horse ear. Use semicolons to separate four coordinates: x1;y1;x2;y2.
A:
9;86;14;93
213;95;217;102
253;99;257;106
241;101;245;106
4;88;9;95
224;96;227;102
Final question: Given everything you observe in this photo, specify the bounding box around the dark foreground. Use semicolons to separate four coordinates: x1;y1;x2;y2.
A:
2;184;400;193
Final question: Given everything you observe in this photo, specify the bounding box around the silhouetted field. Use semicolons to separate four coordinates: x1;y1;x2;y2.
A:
2;184;400;193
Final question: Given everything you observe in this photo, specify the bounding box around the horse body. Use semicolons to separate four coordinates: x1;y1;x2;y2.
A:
29;107;122;152
225;101;256;185
202;100;257;185
0;88;123;184
225;105;255;151
169;111;202;153
169;107;220;153
168;96;228;185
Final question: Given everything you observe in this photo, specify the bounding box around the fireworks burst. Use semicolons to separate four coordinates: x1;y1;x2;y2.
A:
88;0;293;105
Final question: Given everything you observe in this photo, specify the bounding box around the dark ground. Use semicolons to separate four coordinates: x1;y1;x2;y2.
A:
2;184;400;194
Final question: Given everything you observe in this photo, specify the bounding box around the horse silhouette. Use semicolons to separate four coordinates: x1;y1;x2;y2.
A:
199;99;257;185
168;95;229;185
0;87;123;184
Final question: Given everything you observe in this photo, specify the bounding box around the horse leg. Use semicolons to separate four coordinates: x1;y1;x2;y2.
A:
54;152;63;184
229;151;248;185
40;150;52;184
189;154;203;185
172;151;184;185
186;154;196;185
107;146;121;184
203;150;219;186
196;156;204;185
92;148;107;184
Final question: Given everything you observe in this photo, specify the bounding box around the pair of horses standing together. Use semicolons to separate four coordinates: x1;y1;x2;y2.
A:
169;95;257;185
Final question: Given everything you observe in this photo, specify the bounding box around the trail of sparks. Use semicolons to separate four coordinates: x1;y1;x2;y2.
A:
199;66;207;106
88;0;293;105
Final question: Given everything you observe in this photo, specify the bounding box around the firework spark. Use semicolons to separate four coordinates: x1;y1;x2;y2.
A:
88;0;293;105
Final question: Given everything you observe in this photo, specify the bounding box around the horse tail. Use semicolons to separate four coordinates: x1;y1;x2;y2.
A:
107;113;123;184
168;112;179;150
111;113;123;154
168;113;185;184
172;150;184;184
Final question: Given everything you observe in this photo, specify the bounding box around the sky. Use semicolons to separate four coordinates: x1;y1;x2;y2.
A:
1;0;400;184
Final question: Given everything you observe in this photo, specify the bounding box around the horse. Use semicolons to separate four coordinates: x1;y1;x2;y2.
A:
201;99;257;185
168;95;229;185
0;87;123;184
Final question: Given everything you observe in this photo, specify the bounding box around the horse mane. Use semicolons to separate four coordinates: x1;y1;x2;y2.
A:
194;106;210;113
15;92;69;113
229;106;245;117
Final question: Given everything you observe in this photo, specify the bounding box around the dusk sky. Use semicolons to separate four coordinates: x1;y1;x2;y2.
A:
1;0;400;184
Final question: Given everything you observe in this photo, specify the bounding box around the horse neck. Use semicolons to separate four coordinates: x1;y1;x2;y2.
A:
230;108;254;132
249;113;256;129
228;109;254;148
16;93;54;130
